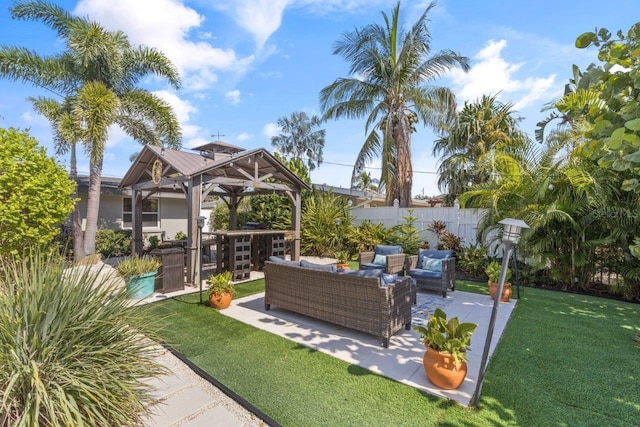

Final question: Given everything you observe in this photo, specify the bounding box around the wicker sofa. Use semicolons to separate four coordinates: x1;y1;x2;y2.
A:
264;259;412;347
405;249;456;297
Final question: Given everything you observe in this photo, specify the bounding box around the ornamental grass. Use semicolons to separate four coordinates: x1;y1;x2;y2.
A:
0;249;165;426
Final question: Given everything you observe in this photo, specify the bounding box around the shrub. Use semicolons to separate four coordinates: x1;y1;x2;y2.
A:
0;127;76;255
457;243;490;279
301;191;351;257
95;229;132;257
174;231;188;240
349;220;391;252
0;249;165;426
438;230;463;254
388;209;423;255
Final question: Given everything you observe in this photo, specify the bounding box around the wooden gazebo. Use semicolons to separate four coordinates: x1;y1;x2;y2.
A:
119;141;310;284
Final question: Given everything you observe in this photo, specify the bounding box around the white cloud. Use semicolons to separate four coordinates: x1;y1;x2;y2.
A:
237;132;252;141
225;89;241;105
448;39;558;110
153;90;201;139
263;122;280;138
75;0;254;91
185;136;210;149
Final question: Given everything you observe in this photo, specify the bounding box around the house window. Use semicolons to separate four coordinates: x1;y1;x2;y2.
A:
122;197;159;228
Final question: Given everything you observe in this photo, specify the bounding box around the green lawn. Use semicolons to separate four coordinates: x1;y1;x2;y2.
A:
140;279;640;426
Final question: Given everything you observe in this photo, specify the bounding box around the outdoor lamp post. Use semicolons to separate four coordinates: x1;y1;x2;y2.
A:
471;218;529;407
196;215;207;304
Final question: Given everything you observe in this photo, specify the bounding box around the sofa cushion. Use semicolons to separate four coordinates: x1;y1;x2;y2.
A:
360;263;384;271
374;245;403;256
373;254;387;265
422;256;443;272
339;269;383;278
409;269;442;279
417;249;452;268
300;259;336;272
268;256;301;267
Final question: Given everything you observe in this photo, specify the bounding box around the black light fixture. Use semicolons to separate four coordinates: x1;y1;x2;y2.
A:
471;217;529;407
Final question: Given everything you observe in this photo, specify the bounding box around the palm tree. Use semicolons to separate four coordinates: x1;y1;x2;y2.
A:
271;111;326;171
30;96;86;259
433;93;529;205
0;1;181;257
352;171;379;192
320;1;469;207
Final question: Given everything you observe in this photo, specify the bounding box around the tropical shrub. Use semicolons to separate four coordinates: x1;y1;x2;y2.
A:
438;230;464;253
0;127;76;255
0;249;165;426
95;229;132;257
388;209;423;255
349;220;392;252
301;191;352;257
457;243;490;279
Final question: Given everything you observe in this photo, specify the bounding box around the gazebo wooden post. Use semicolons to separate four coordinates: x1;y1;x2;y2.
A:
185;176;202;285
229;193;238;230
131;189;144;255
291;191;301;261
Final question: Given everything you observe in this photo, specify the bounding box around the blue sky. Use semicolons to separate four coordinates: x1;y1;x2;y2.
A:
0;0;638;197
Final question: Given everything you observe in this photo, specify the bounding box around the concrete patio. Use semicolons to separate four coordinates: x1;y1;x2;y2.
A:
219;288;516;406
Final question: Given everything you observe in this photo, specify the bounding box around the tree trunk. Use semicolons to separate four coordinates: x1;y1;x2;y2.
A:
69;143;85;261
395;120;413;208
83;157;103;256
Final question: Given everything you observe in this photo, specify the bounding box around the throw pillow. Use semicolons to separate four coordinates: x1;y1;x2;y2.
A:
382;273;398;285
373;254;387;265
422;256;443;272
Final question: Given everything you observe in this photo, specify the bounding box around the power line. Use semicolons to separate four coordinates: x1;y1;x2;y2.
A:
321;160;439;175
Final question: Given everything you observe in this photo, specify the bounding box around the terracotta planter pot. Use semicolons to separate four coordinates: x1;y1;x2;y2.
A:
488;281;512;302
423;345;467;389
336;263;350;270
209;291;232;309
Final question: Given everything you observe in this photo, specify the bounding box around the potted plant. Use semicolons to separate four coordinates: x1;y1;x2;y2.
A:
413;308;477;389
116;254;161;299
485;261;513;302
206;271;234;309
335;249;351;269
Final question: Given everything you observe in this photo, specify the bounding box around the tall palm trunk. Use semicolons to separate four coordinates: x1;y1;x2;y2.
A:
69;142;85;261
83;157;103;256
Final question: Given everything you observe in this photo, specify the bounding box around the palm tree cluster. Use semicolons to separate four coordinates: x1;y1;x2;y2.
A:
0;1;181;259
433;94;530;205
320;1;469;207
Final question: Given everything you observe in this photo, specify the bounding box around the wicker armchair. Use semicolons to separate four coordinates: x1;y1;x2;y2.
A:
405;249;456;297
358;245;405;274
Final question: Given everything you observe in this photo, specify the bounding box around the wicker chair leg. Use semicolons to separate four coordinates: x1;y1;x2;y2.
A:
381;337;389;348
405;322;411;330
265;303;270;310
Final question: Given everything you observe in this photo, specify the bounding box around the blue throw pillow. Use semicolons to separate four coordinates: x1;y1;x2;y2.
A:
373;254;387;265
422;256;443;272
381;273;398;285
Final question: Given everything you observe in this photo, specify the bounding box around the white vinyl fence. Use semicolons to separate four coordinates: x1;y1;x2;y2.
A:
350;205;487;249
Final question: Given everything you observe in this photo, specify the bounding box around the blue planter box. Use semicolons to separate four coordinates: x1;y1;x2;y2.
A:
126;271;158;299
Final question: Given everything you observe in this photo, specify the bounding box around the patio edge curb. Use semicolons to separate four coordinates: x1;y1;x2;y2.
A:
159;341;282;427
